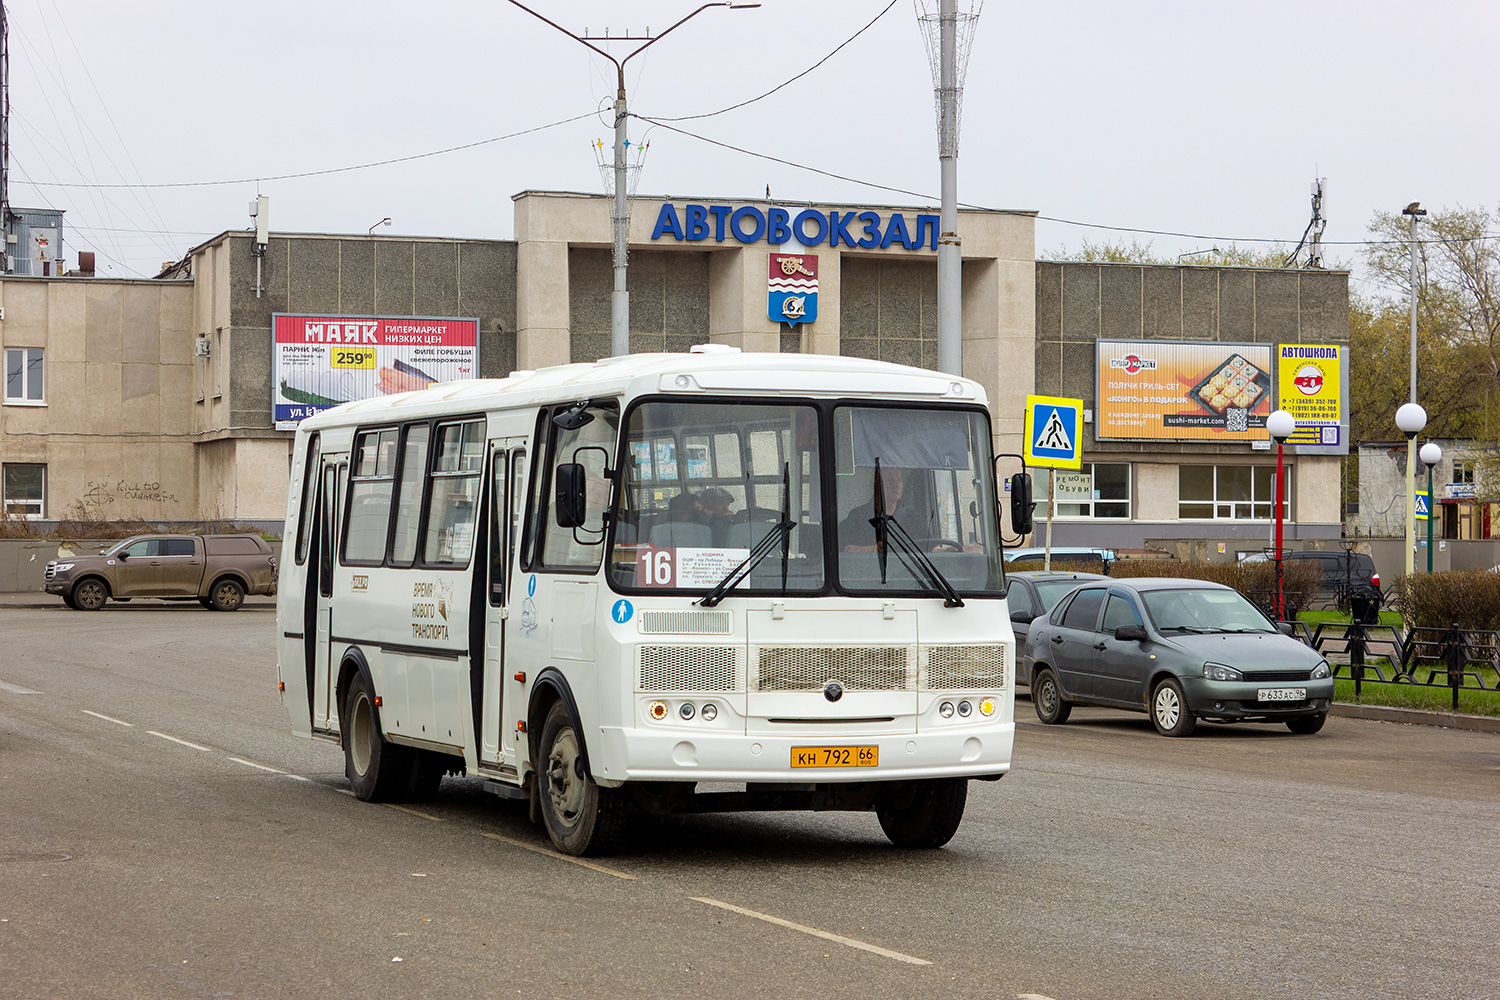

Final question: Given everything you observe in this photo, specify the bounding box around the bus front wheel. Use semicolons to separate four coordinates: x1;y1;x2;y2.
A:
343;673;416;802
876;778;967;849
537;700;630;857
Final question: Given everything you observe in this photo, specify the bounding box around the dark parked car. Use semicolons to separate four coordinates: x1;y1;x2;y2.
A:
1026;578;1333;737
1006;570;1108;687
1284;550;1381;618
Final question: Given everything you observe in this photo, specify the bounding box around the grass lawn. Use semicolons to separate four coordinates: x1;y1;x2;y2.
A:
1301;610;1500;716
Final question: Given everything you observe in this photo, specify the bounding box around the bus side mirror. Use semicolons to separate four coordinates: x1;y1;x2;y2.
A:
555;464;587;528
1009;473;1034;536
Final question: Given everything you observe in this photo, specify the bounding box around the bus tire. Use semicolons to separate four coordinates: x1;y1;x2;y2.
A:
876;778;967;849
537;700;630;856
343;672;415;802
71;577;109;611
208;577;245;611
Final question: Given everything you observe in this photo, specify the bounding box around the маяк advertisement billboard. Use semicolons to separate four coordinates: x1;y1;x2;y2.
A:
272;314;479;429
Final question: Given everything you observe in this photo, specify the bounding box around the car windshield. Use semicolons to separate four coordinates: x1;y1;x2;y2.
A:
1141;587;1275;633
1034;579;1089;610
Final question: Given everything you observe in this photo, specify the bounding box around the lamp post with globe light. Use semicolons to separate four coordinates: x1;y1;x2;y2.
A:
1420;442;1442;573
1267;409;1297;621
1395;403;1428;577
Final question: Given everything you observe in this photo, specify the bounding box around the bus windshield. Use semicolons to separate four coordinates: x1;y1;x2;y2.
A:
833;406;1003;596
609;400;825;594
607;399;1003;598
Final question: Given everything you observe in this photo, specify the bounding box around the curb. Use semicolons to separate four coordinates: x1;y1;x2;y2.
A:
1330;702;1500;734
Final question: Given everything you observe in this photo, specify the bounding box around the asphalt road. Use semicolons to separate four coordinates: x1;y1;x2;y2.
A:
2;601;1498;999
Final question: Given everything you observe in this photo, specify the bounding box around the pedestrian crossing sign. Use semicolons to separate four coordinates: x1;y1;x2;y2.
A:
1415;490;1429;520
1024;394;1083;470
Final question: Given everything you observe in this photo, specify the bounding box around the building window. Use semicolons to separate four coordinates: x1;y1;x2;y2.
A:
1179;465;1288;520
1037;462;1131;519
3;463;45;516
4;347;44;404
1453;461;1475;485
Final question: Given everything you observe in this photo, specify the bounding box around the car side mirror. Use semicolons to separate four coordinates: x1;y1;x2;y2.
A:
1277;621;1295;637
1010;609;1036;624
116;551;129;560
1114;624;1147;641
554;463;587;528
1009;473;1034;536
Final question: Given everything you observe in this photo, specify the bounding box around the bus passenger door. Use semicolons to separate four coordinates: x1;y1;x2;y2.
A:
480;446;522;765
312;461;344;733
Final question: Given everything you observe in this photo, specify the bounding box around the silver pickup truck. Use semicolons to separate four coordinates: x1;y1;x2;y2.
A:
45;534;277;611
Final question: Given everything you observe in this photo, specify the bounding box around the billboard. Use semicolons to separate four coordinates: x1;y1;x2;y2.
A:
1275;344;1347;452
272;314;479;428
1095;340;1273;442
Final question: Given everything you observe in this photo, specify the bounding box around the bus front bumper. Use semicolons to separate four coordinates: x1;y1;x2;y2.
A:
593;723;1015;785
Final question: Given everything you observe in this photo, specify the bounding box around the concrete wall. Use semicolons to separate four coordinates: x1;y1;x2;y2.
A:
0;276;197;521
567;248;711;362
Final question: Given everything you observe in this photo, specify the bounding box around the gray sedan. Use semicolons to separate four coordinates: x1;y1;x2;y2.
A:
1026;578;1333;736
1006;570;1108;686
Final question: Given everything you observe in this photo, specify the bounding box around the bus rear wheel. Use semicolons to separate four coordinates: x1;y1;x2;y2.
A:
343;673;416;802
876;778;967;849
537;700;630;856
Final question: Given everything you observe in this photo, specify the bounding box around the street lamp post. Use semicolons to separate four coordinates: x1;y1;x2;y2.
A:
1420;441;1442;573
1401;202;1427;404
1267;410;1296;621
1395;403;1428;578
505;2;759;358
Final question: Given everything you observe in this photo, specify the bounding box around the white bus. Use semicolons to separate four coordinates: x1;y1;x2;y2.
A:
276;347;1032;855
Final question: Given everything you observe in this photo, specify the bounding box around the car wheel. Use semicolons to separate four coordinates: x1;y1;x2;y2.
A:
1151;678;1196;737
342;672;417;802
71;578;108;611
1286;713;1326;735
876;778;967;848
1033;668;1071;724
537;700;631;856
208;577;245;611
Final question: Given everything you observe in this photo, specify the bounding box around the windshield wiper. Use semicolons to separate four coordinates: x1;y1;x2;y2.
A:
1161;625;1215;633
698;463;796;608
864;460;962;608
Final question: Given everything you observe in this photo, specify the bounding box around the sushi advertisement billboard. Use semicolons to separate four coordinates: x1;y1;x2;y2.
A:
272;314;479;429
1094;340;1273;442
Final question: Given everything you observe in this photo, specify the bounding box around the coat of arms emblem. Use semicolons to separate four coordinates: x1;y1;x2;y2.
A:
768;253;818;327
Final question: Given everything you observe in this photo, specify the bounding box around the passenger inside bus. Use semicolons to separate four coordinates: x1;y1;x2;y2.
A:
648;491;712;549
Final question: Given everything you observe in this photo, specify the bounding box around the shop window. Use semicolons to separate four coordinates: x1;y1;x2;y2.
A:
1179;464;1288;520
4;347;44;404
3;463;45;516
1037;463;1131;519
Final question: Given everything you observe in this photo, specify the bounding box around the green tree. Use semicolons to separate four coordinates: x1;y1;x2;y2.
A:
1044;238;1299;269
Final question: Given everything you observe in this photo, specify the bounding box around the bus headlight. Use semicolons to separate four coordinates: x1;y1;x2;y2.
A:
700;703;717;722
938;701;955;718
957;700;973;717
679;703;696;720
649;701;668;721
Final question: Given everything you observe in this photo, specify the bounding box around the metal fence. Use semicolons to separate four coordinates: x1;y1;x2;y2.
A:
1303;620;1499;711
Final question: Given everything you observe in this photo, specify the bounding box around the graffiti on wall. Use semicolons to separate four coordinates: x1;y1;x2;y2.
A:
80;479;180;507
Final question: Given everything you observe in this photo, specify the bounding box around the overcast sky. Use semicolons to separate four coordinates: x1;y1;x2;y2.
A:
6;0;1495;301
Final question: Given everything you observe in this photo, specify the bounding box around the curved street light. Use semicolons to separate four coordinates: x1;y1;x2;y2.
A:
505;1;760;358
1395;402;1428;578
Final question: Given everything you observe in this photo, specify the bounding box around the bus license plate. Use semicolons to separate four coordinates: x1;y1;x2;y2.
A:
1257;687;1307;702
791;746;879;768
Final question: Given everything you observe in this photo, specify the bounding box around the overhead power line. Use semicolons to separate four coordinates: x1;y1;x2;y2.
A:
21;112;599;189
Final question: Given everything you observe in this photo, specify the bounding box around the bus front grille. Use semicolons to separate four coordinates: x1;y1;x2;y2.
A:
753;646;912;692
639;610;733;635
639;646;739;692
925;645;1007;690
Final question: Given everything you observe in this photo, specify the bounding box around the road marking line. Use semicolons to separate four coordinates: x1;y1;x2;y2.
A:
479;831;638;880
1018;994;1061;1000
82;710;133;726
385;804;446;822
227;756;295;775
147;730;215;752
0;680;41;695
691;896;931;966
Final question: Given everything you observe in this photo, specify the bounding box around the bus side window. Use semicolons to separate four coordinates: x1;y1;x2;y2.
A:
539;404;619;571
489;451;508;605
294;434;319;565
344;428;398;564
